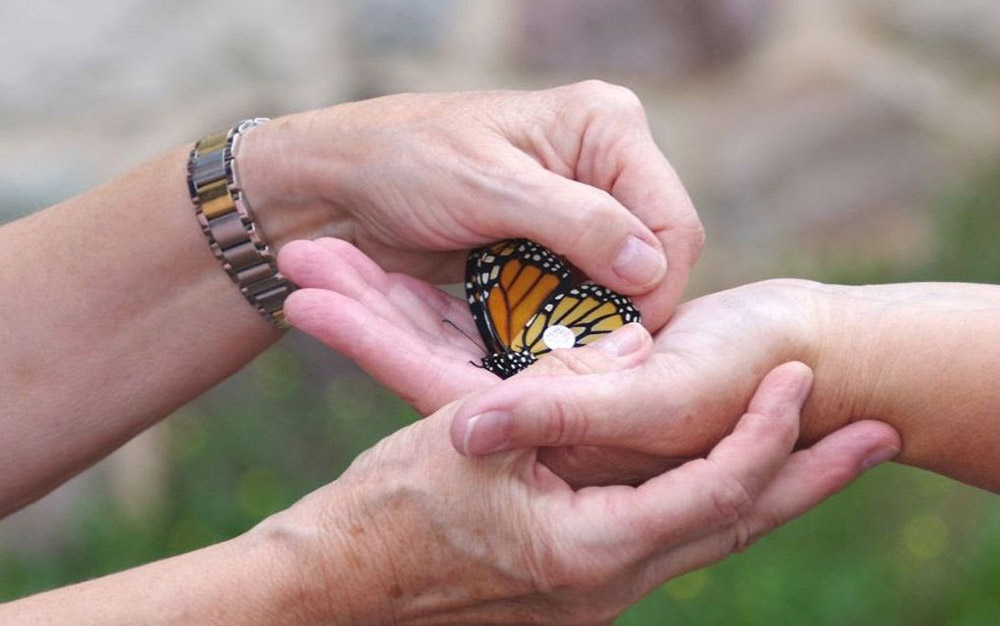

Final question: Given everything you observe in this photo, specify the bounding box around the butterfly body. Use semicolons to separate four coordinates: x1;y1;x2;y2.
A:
465;239;640;379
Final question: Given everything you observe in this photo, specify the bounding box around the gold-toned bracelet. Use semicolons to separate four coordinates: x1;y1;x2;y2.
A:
187;118;295;329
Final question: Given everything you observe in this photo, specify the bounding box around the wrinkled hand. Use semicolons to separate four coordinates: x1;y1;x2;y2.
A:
259;362;899;624
255;81;703;329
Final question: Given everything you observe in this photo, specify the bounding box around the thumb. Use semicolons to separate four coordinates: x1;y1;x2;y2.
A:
495;169;667;295
451;323;655;456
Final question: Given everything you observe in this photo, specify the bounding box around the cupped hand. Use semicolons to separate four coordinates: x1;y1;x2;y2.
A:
448;278;873;461
258;362;899;624
279;237;497;413
253;81;704;329
281;237;677;485
279;236;651;414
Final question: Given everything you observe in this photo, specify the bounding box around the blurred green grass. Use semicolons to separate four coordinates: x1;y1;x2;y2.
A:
1;167;999;623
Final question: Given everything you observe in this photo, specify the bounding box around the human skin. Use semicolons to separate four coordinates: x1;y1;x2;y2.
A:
0;360;900;625
281;239;1000;492
0;81;702;515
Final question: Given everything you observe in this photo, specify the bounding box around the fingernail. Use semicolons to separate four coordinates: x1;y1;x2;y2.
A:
462;411;513;456
612;236;666;287
862;445;900;470
593;323;644;357
793;372;814;409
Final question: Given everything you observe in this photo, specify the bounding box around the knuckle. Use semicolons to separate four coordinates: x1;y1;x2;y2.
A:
701;462;755;527
562;196;626;250
745;411;799;449
571;189;617;222
540;392;587;447
687;221;707;253
538;348;612;376
573;80;644;114
568;78;616;97
730;518;756;554
541;397;570;446
734;510;782;554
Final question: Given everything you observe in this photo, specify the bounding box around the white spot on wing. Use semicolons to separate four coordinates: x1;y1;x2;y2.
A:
541;325;576;350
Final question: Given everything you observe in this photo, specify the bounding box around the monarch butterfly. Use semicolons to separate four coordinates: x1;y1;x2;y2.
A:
465;239;640;379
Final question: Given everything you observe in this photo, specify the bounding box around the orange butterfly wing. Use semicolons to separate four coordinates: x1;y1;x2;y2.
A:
466;239;639;379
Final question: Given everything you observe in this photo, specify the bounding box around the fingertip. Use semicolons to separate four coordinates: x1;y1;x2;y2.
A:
276;238;320;276
846;420;902;470
281;288;328;328
752;361;814;417
313;236;355;254
450;411;472;457
591;322;652;358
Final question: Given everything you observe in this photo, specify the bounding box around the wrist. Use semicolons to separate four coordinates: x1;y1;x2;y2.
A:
816;282;1000;489
248;482;401;625
789;281;872;443
234;114;350;250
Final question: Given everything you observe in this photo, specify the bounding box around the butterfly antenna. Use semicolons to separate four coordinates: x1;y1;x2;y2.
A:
441;317;486;353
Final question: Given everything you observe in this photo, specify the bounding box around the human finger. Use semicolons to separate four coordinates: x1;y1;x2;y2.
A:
486;165;667;296
279;237;391;296
747;419;900;534
450;324;655;455
696;362;812;501
522;322;654;377
637;420;900;583
280;238;477;340
537;81;702;329
585;362;812;558
607;137;704;331
284;288;494;413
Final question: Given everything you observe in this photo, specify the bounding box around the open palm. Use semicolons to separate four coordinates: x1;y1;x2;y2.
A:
279;237;497;414
280;238;685;486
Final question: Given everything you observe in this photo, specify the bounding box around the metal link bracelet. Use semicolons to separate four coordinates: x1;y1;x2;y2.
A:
187;118;295;329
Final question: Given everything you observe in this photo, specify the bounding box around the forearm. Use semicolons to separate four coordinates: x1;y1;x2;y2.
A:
812;282;1000;491
0;124;331;514
0;526;316;625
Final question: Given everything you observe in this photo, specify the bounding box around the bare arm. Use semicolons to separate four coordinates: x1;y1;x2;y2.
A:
816;282;1000;489
0;146;291;514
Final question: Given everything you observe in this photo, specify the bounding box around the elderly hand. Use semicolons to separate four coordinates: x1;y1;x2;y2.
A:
248;81;702;329
252;361;898;624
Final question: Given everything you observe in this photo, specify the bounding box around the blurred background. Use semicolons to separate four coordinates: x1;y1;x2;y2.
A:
2;0;999;623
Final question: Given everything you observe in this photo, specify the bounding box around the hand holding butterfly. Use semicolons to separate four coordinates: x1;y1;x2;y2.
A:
282;239;1000;493
279;239;900;487
451;279;1000;493
241;81;702;329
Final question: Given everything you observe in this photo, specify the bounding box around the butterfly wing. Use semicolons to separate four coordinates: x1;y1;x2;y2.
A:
510;283;641;356
465;239;571;355
465;239;640;379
